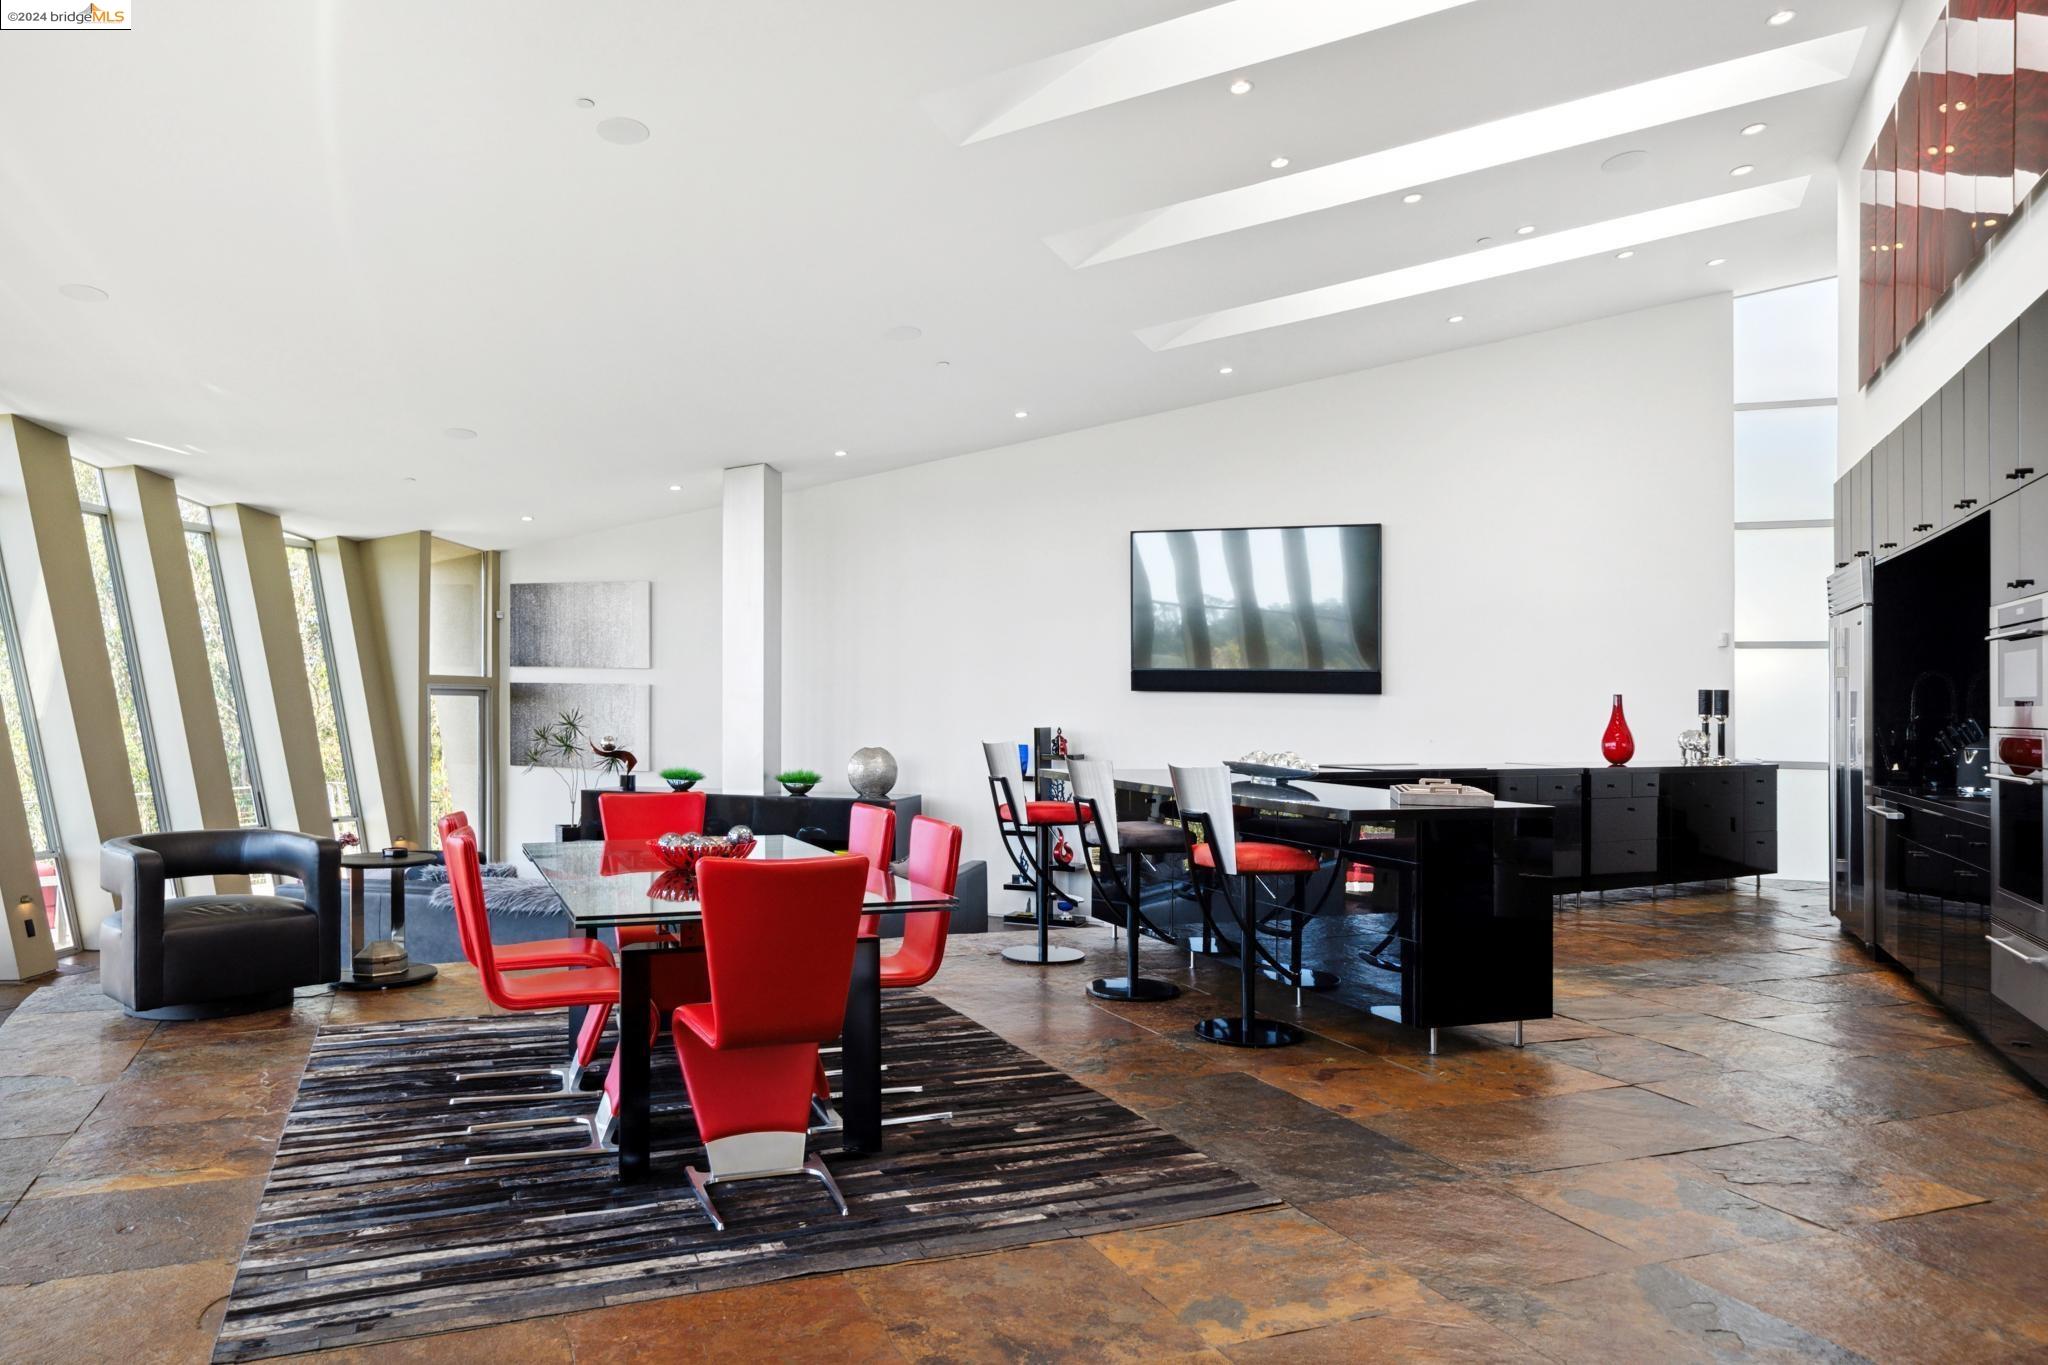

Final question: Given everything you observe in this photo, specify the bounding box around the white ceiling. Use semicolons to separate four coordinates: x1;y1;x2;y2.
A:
0;0;1900;545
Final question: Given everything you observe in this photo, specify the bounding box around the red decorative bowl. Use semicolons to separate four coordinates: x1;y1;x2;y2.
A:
652;836;757;873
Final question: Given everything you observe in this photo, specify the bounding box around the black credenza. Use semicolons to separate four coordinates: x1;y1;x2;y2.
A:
1319;761;1778;894
571;785;920;862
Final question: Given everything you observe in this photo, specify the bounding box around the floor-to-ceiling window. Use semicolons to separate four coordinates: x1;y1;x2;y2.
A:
0;555;76;952
284;539;362;844
182;499;267;827
1732;279;1836;881
74;460;168;833
428;539;492;841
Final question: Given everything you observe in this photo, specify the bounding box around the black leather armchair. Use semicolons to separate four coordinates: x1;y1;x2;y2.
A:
99;828;341;1019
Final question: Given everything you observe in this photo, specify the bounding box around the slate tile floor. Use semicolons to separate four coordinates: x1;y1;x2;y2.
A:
5;881;2048;1361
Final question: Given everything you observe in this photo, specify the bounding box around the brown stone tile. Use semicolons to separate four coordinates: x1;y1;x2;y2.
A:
1744;970;1923;1007
1360;1087;1774;1176
0;1258;235;1364
269;1315;576;1363
0;1010;156;1082
1822;1100;2048;1201
1634;983;1808;1021
1219;1301;1546;1362
1508;1155;1822;1259
1845;1196;2048;1306
562;1275;903;1362
0;1132;64;1213
1303;1181;1642;1293
1595;1012;1854;1072
1681;1228;2048;1360
1466;1014;1615;1045
1092;1207;1445;1347
1640;1052;2016;1134
1525;1033;1722;1084
1452;1263;1865;1364
848;1238;1218;1362
28;1113;277;1199
0;1072;108;1140
1552;993;1669;1022
88;1039;306;1130
1681;1136;1989;1229
1745;1003;1971;1054
0;1178;263;1285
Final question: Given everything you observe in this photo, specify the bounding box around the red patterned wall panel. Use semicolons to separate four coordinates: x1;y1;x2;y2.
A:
2021;1;2048;204
1920;19;1948;321
1898;73;1922;342
1975;0;2017;258
1946;3;1976;290
1861;142;1878;385
1877;107;1898;365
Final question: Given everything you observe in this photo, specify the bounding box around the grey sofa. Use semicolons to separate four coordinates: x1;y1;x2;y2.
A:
99;829;341;1019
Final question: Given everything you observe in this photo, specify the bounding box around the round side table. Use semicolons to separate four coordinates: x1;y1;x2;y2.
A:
338;850;441;990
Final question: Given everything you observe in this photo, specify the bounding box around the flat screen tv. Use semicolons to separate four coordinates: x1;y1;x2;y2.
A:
1130;524;1382;694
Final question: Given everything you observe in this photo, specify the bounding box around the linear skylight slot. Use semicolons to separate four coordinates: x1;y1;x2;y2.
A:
1052;29;1861;267
1136;177;1812;349
923;0;1484;145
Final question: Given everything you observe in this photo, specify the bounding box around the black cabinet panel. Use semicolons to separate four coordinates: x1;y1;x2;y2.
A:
1588;840;1657;874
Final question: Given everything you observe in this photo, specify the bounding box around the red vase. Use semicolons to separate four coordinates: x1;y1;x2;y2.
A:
1601;694;1635;767
1052;830;1074;868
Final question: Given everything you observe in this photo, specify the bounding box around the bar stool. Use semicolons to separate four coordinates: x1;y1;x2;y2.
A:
1169;764;1318;1048
1068;759;1182;1002
981;741;1085;965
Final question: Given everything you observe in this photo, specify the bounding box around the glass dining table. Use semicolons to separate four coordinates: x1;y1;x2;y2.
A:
524;835;959;1182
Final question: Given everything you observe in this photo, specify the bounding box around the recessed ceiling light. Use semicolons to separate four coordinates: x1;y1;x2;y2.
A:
833;449;847;458
1956;101;1969;111
58;283;108;302
1516;225;1536;235
1615;249;1635;259
1707;256;1728;265
1476;236;1493;244
1228;78;1253;95
668;483;682;491
1219;365;1234;374
1730;163;1754;176
881;324;922;342
596;117;650;145
1447;315;1466;323
1270;156;1290;169
1402;192;1423;204
443;427;477;440
1768;9;1795;26
1742;122;1767;136
520;515;534;522
574;97;595;109
1014;411;1029;419
402;476;418;484
1600;149;1650;174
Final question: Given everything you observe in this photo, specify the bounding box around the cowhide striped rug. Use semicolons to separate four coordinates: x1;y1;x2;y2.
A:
212;992;1271;1360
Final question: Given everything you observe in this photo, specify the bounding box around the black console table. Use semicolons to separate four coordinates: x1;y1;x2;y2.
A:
572;784;919;861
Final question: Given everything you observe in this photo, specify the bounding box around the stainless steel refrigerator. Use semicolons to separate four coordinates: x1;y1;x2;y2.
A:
1829;562;1873;942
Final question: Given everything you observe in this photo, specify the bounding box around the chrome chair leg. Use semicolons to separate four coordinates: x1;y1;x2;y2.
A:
463;1091;618;1166
449;1061;586;1106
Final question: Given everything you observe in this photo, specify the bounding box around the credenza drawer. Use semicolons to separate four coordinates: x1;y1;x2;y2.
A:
1631;771;1663;798
1743;793;1776;833
1590;769;1630;798
1591;797;1658;839
1589;840;1658;874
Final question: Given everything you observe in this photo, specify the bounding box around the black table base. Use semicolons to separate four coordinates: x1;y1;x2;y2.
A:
1090;975;1179;1001
337;962;438;992
1196;1016;1304;1048
1005;826;1085;967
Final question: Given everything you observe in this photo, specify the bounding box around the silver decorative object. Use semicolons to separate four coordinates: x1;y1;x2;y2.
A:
847;746;899;801
1678;729;1711;766
724;824;752;845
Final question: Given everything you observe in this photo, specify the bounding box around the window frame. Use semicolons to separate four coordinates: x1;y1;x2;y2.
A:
184;503;269;827
0;552;78;953
284;536;364;841
76;464;171;834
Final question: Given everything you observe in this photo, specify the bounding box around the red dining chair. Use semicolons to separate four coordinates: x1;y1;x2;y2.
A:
848;802;896;938
597;792;712;1024
672;854;868;1230
441;824;623;1162
879;814;961;989
436;812;614;1097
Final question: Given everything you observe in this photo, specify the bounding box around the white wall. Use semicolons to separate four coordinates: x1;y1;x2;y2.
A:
498;508;721;858
782;295;1738;875
1837;0;2048;468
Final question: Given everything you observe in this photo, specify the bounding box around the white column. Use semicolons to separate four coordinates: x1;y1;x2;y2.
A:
720;464;781;794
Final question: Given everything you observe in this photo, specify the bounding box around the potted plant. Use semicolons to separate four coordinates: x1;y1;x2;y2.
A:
660;766;704;792
776;768;822;797
521;709;595;839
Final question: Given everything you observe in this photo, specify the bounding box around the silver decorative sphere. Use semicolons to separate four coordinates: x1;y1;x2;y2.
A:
847;746;898;801
725;824;752;845
657;832;687;850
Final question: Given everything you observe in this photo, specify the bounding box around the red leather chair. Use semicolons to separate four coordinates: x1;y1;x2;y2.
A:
848;802;896;938
439;811;612;970
442;824;623;1160
879;815;961;989
672;854;867;1230
597;791;707;841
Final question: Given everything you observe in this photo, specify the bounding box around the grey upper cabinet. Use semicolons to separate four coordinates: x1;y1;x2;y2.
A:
1834;470;1853;568
1964;350;1994;514
1993;495;2022;603
1875;425;1901;557
1990;321;2023;491
1993;477;2048;604
1918;390;1943;536
1942;371;1972;524
1852;452;1874;560
1899;415;1923;551
2016;303;2046;489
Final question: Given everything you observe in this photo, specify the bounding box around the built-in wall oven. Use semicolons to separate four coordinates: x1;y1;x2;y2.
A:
1990;591;2048;730
1990;729;2046;940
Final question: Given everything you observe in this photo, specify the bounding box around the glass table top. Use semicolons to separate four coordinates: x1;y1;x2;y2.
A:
523;835;957;929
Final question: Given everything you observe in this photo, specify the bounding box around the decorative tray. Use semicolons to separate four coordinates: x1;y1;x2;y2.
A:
1227;760;1319;782
1389;779;1493;807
